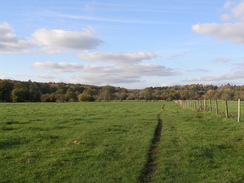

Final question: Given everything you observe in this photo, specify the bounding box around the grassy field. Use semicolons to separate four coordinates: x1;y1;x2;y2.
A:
0;102;162;183
154;102;244;183
0;101;243;183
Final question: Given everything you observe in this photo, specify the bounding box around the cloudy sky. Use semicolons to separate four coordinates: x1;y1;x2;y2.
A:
1;0;244;89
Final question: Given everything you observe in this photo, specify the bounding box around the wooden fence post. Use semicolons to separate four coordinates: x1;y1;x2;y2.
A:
204;99;206;111
225;100;229;118
209;99;212;112
238;99;241;122
215;100;218;115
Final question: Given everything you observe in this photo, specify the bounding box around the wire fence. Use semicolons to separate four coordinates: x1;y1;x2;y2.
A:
174;99;243;122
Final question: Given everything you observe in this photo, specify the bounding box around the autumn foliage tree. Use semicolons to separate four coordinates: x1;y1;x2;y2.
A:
1;80;244;102
0;80;13;102
100;85;116;101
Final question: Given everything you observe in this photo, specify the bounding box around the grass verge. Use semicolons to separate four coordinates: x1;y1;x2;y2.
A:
153;102;244;183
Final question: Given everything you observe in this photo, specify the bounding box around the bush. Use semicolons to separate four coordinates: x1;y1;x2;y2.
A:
166;97;173;101
78;93;95;102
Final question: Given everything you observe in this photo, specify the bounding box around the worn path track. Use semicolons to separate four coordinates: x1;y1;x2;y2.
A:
139;111;163;182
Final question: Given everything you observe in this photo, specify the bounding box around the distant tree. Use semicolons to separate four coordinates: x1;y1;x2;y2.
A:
134;90;142;101
193;92;201;100
41;93;56;102
29;81;41;102
12;87;30;102
78;93;95;102
233;91;241;100
159;92;167;100
55;89;65;94
240;91;244;100
55;89;65;102
187;91;196;100
73;86;86;94
3;79;244;102
57;83;68;93
55;94;65;102
171;91;180;100
221;91;234;101
218;86;234;100
0;80;14;102
166;96;173;101
115;88;128;101
126;93;136;100
65;89;78;102
180;91;188;100
203;89;216;100
40;83;52;94
144;87;153;101
100;85;116;101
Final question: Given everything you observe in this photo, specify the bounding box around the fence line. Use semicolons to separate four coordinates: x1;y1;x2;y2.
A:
174;99;242;122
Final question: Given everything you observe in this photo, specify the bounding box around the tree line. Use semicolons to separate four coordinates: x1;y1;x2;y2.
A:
0;79;244;102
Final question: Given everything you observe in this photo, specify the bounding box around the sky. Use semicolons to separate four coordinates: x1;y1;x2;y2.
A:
1;0;244;89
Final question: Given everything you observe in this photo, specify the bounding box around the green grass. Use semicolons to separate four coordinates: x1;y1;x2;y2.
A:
216;100;244;120
1;102;243;183
183;100;244;120
153;102;244;183
0;102;163;183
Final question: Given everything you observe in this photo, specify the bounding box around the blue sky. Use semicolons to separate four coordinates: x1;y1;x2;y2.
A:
1;0;244;89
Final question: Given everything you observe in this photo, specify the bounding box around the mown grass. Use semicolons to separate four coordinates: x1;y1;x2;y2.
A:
0;102;163;183
153;102;244;183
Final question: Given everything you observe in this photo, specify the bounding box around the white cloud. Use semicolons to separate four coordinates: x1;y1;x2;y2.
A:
32;61;180;85
32;61;58;69
192;1;244;44
131;63;179;76
160;82;180;87
0;22;16;42
0;74;12;80
185;69;211;73
78;51;157;63
39;47;72;54
220;1;244;21
71;74;144;85
33;61;179;76
0;22;34;53
214;58;231;63
0;22;102;54
233;61;244;69
32;62;84;72
222;1;234;10
192;22;244;43
183;70;244;82
231;1;244;20
220;14;232;21
183;59;244;85
32;27;102;50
